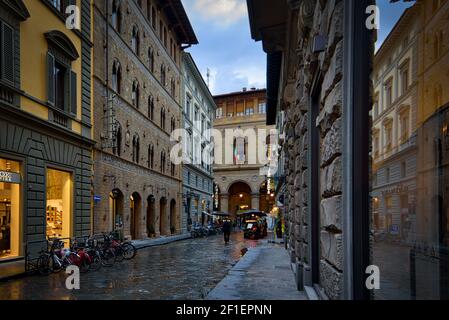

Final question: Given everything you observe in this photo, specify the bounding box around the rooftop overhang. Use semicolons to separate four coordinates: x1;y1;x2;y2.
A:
247;0;288;54
159;0;199;46
266;51;282;126
247;0;288;126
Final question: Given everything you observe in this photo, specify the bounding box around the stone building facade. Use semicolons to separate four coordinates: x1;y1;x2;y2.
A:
181;52;215;231
248;0;373;299
213;89;276;219
371;0;449;300
92;0;197;239
0;0;93;278
371;5;419;248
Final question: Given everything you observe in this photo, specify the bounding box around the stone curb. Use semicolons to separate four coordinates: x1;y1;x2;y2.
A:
206;246;267;300
132;234;192;250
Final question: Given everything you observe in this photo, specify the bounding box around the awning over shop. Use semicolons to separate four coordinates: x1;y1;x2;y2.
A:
212;211;230;217
237;210;267;217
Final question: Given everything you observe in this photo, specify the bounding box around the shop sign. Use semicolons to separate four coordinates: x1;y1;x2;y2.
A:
390;224;400;235
0;171;21;184
93;195;102;203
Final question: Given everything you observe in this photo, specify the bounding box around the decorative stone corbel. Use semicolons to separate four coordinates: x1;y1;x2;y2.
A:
298;0;315;32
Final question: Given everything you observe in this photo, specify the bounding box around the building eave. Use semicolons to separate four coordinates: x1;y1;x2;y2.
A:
160;0;199;45
183;52;217;110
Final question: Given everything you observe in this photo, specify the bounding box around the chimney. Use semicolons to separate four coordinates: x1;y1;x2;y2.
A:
242;87;247;92
251;87;256;91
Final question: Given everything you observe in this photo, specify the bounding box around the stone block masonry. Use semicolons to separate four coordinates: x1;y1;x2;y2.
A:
283;0;345;299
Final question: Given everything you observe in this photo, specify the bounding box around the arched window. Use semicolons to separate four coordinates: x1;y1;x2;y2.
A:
148;47;154;73
148;95;154;120
113;122;122;156
148;144;154;168
132;134;140;163
112;59;122;94
132;80;140;108
112;0;121;32
161;108;166;130
161;64;166;86
171;162;175;177
161;150;166;173
171;116;176;132
131;25;140;55
146;0;151;21
171;78;176;97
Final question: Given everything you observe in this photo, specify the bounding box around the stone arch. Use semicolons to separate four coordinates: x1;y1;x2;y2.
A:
130;192;142;239
226;179;255;194
170;199;177;234
146;195;156;237
228;181;253;218
109;188;124;232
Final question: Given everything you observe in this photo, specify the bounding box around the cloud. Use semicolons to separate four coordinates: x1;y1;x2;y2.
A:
232;65;266;89
190;0;248;27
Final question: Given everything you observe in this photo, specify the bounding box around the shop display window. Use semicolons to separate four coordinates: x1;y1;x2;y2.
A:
46;169;72;240
0;158;21;260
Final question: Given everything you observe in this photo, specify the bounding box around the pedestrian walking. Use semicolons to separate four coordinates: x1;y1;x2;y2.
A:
222;219;231;244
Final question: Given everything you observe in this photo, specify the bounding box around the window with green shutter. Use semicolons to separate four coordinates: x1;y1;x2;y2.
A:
45;30;79;117
0;21;15;85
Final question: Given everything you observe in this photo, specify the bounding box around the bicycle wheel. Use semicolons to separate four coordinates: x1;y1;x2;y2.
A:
88;250;102;271
113;246;125;262
37;253;52;276
101;248;115;267
75;252;90;274
122;243;137;260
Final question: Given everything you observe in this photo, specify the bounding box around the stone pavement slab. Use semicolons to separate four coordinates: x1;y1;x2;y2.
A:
206;243;307;300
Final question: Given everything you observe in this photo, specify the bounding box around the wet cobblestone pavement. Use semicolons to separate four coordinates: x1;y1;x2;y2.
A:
0;232;260;300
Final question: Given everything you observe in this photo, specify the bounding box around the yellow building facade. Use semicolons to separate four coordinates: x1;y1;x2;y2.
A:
0;0;93;278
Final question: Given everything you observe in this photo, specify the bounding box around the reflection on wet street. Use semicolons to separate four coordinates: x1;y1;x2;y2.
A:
0;232;260;300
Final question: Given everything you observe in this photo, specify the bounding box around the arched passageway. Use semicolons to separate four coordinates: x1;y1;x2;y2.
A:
130;192;142;239
147;195;156;237
109;189;124;232
170;199;177;234
228;181;252;219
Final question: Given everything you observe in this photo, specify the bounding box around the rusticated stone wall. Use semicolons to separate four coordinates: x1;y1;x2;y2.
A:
284;0;344;299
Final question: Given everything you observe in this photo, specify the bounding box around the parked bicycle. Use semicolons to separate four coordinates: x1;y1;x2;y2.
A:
37;238;80;275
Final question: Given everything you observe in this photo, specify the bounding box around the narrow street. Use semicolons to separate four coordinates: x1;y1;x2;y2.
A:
0;232;261;300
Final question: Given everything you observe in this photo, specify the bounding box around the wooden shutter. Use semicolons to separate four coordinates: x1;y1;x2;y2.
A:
47;52;55;106
1;22;15;84
236;101;244;114
70;70;77;115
